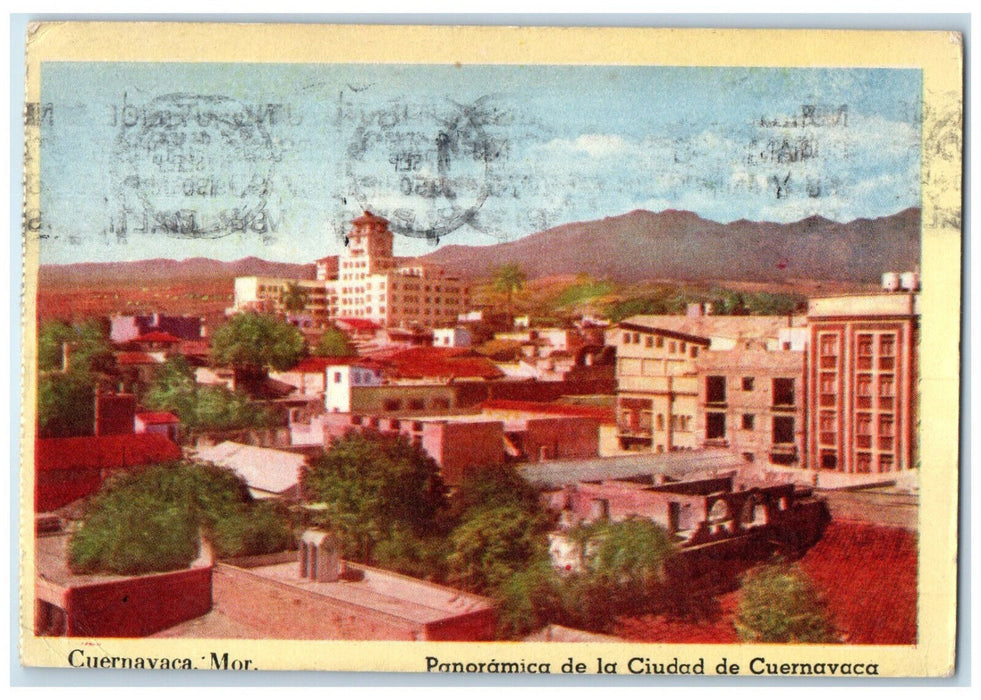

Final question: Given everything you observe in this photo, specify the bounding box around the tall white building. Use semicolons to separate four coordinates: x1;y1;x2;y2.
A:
232;211;471;329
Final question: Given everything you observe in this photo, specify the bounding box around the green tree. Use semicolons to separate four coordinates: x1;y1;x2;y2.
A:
281;282;309;314
300;432;448;563
37;371;96;438
492;263;527;316
211;312;306;374
447;504;549;592
144;356;277;431
313;327;356;357
37;320;78;372
68;463;291;575
734;562;837;643
37;319;115;374
450;464;547;521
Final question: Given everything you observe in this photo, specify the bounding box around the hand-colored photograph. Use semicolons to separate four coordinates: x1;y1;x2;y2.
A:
19;24;962;676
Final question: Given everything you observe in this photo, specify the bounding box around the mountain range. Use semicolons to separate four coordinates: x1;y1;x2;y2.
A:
38;208;920;287
417;207;921;284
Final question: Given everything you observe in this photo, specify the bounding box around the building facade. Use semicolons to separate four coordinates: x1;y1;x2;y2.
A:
607;320;709;452
231;212;470;329
695;343;806;466
806;293;919;474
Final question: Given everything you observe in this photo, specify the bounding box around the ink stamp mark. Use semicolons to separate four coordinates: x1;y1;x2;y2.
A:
344;96;510;243
110;94;280;240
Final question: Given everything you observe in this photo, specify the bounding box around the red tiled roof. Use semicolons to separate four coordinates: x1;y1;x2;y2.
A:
292;356;386;373
134;331;182;344
35;434;183;512
135;411;180;425
35;433;182;472
373;347;504;380
116;351;159;365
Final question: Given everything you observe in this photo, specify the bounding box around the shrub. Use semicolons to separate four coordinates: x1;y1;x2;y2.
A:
67;463;291;575
734;562;837;643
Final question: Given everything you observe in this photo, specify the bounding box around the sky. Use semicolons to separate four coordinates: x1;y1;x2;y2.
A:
38;63;922;264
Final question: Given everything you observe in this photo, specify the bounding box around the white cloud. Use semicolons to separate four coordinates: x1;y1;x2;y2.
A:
542;134;630;158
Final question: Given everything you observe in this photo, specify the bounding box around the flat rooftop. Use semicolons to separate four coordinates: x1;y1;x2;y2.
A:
519;449;749;489
234;556;494;626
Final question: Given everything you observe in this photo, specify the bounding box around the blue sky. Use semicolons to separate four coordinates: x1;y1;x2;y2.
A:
39;63;921;264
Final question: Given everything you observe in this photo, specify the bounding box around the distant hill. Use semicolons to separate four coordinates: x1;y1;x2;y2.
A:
39;257;317;287
38;208;920;288
416;208;921;284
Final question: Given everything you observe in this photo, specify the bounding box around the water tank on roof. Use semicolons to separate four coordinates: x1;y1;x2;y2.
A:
881;272;901;292
900;271;920;291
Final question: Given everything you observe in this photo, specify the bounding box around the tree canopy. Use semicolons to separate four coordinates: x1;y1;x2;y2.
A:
211;312;306;373
281;282;309;314
312;327;356;357
143;356;277;431
38;319;115;374
37;371;97;438
492;263;526;314
300;431;448;563
69;462;291;575
734;562;837;643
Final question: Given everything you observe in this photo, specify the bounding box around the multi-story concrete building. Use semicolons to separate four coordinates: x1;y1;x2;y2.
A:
695;342;806;466
232;212;470;329
607;319;709;452
806;293;919;475
609;313;807;455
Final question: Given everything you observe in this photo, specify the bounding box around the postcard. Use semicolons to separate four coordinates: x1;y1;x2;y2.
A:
19;23;962;676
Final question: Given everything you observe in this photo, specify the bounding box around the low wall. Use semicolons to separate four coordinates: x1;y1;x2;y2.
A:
213;562;496;641
38;566;213;637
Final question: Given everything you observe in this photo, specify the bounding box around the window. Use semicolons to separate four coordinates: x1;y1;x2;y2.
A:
856;413;872;435
819;334;838;356
857;453;872;474
742;377;755;391
857;334;874;356
623;332;631;344
408;398;425;410
879;415;894;438
656;414;665;431
690;346;699;358
333;372;342;384
645;335;654;348
706;376;726;403
742;414;755;430
383;398;402;412
773;378;795;406
706;412;726;439
773;416;795;444
879;376;895;397
633;332;641;344
821;450;838;470
431;397;451;410
879;335;896;357
820;374;837;393
820;412;836;432
655;336;664;348
668;341;677;353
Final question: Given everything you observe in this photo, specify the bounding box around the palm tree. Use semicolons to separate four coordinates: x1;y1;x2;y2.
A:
492;263;526;317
